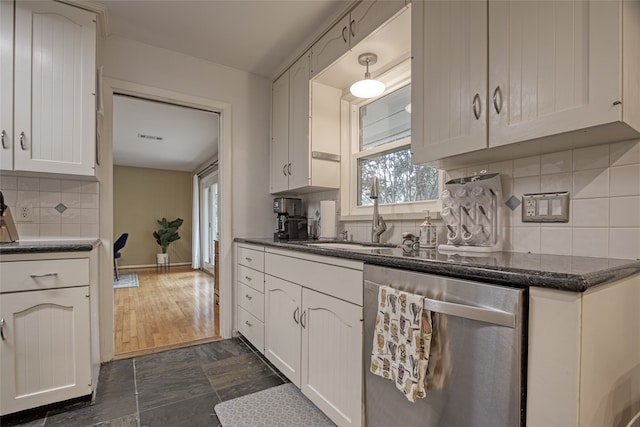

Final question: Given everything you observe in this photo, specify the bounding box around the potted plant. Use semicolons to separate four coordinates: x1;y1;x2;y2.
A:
153;217;183;266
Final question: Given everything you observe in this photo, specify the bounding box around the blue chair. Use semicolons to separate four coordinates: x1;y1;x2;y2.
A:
113;233;128;280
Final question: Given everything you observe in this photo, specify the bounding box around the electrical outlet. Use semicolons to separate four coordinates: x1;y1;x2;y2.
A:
524;199;536;217
15;202;34;222
522;192;570;223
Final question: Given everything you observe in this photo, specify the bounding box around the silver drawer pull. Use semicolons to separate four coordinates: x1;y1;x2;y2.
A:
245;294;252;300
493;86;503;114
472;93;481;120
244;257;252;262
30;273;58;278
245;275;252;281
245;320;252;327
0;318;5;340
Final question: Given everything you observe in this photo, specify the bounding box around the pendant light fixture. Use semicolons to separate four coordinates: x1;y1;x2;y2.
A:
350;53;385;99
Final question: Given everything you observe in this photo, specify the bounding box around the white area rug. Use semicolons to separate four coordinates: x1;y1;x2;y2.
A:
215;383;336;427
113;272;139;289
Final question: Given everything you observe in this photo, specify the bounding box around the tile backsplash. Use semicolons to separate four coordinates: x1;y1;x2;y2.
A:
313;138;640;260
0;173;99;240
445;138;640;260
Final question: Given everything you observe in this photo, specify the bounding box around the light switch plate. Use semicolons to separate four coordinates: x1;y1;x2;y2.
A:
522;192;570;222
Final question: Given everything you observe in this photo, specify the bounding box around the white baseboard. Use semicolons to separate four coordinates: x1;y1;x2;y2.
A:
119;262;192;270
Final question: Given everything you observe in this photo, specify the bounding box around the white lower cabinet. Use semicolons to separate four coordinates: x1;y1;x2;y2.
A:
264;249;364;427
0;286;91;416
0;249;98;416
236;306;264;352
235;243;266;352
527;275;640;427
301;288;363;427
265;275;302;384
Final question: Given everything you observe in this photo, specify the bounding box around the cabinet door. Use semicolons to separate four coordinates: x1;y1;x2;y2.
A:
288;54;311;191
264;275;302;386
349;0;406;46
0;0;12;170
0;287;91;416
301;288;363;427
488;0;621;148
271;71;290;193
411;0;488;164
13;1;96;176
310;15;350;78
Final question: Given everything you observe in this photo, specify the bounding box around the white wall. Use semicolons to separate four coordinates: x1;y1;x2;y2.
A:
96;36;273;358
102;36;273;239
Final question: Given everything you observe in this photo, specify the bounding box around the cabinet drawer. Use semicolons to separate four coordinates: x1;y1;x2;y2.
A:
0;258;89;293
238;282;264;321
237;264;264;293
237;245;264;271
237;306;264;352
265;252;363;306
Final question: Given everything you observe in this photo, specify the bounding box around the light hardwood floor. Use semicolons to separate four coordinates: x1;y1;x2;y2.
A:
115;266;220;358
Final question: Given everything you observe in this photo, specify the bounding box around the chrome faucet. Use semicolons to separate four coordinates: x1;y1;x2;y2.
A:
370;176;387;243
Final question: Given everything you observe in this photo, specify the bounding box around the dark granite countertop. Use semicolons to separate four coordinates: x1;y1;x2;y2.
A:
0;239;101;255
236;237;640;292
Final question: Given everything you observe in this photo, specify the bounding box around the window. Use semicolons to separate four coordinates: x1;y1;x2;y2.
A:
354;84;440;208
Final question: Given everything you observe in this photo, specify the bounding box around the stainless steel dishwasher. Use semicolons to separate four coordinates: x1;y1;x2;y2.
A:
364;264;526;427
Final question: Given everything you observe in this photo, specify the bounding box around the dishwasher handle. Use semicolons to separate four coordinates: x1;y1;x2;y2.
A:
423;298;515;329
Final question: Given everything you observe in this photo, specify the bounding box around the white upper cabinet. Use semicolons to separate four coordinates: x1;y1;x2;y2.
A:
349;0;407;48
411;0;488;161
310;0;406;78
412;0;640;166
270;53;341;195
310;15;351;79
488;1;621;147
270;54;313;194
0;0;13;171
7;1;96;175
270;70;291;193
288;54;311;191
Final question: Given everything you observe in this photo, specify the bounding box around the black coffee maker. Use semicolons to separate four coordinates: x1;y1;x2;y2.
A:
273;197;308;242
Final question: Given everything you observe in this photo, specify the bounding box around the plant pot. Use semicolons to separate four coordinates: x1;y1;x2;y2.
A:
156;253;169;265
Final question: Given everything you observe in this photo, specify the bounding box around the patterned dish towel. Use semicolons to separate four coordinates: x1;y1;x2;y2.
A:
370;285;433;402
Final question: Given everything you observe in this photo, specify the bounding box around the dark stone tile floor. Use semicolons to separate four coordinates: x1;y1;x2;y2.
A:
1;337;289;427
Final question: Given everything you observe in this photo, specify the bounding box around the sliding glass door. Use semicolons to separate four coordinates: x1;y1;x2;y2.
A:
200;172;218;274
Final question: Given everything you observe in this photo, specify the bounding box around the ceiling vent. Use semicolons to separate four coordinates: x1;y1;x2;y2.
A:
137;133;164;141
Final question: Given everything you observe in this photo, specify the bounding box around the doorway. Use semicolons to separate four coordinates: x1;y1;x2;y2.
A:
111;93;222;358
99;77;234;362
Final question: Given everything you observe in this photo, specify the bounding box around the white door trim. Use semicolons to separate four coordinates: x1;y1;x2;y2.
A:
98;78;233;362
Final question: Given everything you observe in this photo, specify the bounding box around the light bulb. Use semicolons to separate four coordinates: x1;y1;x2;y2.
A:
350;79;385;99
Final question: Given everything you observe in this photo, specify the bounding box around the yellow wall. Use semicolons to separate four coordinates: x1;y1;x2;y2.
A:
114;166;192;266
